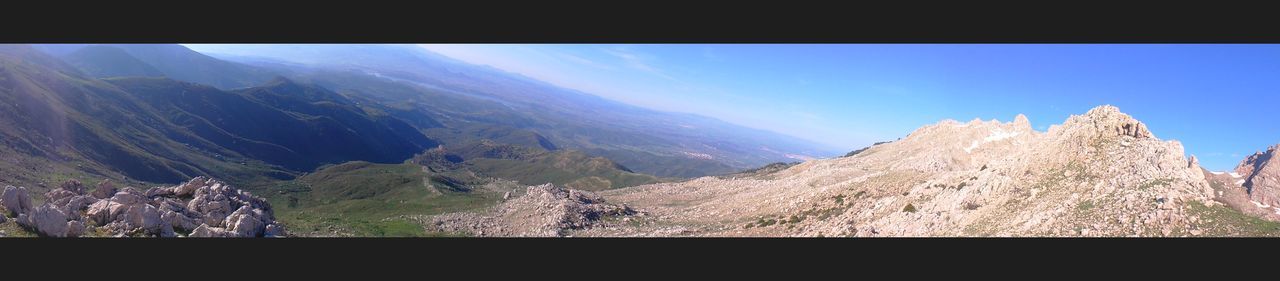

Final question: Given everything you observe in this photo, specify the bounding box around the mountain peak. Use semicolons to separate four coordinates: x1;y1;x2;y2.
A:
1060;105;1154;139
1013;113;1030;125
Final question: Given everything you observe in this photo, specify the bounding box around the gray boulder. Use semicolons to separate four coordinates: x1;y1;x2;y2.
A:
189;224;233;237
19;204;71;237
91;179;117;199
1;185;33;217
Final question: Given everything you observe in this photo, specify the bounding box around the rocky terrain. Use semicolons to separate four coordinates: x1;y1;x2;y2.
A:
0;177;286;237
423;183;635;237
1201;144;1280;222
1235;145;1280;209
430;105;1280;237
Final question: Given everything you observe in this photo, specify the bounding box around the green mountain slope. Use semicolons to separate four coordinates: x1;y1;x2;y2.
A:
61;45;164;78
1;44;439;191
0;44;287;188
199;45;844;178
413;139;662;191
39;44;277;90
103;76;438;173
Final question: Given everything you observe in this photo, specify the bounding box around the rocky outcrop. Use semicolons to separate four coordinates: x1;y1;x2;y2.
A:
12;177;286;237
1235;144;1280;207
428;183;635;237
111;177;284;237
1065;105;1153;139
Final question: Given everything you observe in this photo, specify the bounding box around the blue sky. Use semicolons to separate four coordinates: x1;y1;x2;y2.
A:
419;44;1280;171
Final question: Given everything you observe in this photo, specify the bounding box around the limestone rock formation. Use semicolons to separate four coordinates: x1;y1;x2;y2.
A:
428;183;635;237
10;177;286;237
504;105;1236;237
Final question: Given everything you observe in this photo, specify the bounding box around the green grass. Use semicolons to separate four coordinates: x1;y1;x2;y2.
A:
463;151;660;191
1187;202;1280;237
1076;199;1095;211
257;161;505;237
0;218;36;237
754;217;778;227
1137;178;1174;190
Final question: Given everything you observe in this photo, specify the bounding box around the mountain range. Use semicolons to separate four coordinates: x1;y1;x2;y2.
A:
5;43;1280;237
0;43;842;237
428;105;1280;237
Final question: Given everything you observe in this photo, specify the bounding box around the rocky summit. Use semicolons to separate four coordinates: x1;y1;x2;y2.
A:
437;105;1267;237
0;177;286;237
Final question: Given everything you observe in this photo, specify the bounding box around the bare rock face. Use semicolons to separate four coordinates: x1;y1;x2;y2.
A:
1;185;33;217
1236;144;1280;207
1063;105;1153;139
428;183;634;237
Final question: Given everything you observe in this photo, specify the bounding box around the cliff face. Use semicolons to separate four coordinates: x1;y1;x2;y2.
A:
1235;145;1280;208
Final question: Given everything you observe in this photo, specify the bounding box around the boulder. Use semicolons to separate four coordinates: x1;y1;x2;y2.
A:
56;195;100;220
225;206;267;237
189;224;233;237
120;204;165;234
110;187;148;205
161;209;200;232
145;187;175;198
20;204;71;237
91;179;117;199
173;176;211;198
1;185;33;217
86;199;129;226
43;189;79;204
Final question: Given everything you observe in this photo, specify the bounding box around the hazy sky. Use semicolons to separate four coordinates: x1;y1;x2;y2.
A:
417;44;1280;171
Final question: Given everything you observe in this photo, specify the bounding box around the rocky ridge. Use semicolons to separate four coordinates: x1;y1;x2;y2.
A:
467;105;1249;237
0;177;286;237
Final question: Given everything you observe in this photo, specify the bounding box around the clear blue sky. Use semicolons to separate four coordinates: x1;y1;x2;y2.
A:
419;44;1280;171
